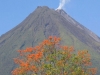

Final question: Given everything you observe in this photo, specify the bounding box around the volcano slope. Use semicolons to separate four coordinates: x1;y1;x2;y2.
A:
0;6;100;75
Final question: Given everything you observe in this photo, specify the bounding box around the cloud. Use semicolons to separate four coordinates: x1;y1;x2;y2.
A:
57;0;70;9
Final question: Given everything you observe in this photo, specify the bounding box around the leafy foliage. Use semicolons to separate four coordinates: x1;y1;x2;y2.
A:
12;36;97;75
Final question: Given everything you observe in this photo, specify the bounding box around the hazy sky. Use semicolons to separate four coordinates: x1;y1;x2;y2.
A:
0;0;100;37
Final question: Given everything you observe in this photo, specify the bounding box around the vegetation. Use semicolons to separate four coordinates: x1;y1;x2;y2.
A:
12;36;97;75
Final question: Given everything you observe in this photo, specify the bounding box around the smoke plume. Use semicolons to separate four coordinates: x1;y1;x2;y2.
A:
57;0;70;9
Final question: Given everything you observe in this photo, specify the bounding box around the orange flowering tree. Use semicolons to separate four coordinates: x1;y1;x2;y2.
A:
12;36;97;75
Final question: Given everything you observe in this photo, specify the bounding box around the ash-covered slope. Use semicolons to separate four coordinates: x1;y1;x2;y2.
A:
0;6;100;75
56;9;100;51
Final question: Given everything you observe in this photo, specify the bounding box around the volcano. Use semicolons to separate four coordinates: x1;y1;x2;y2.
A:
0;6;100;75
